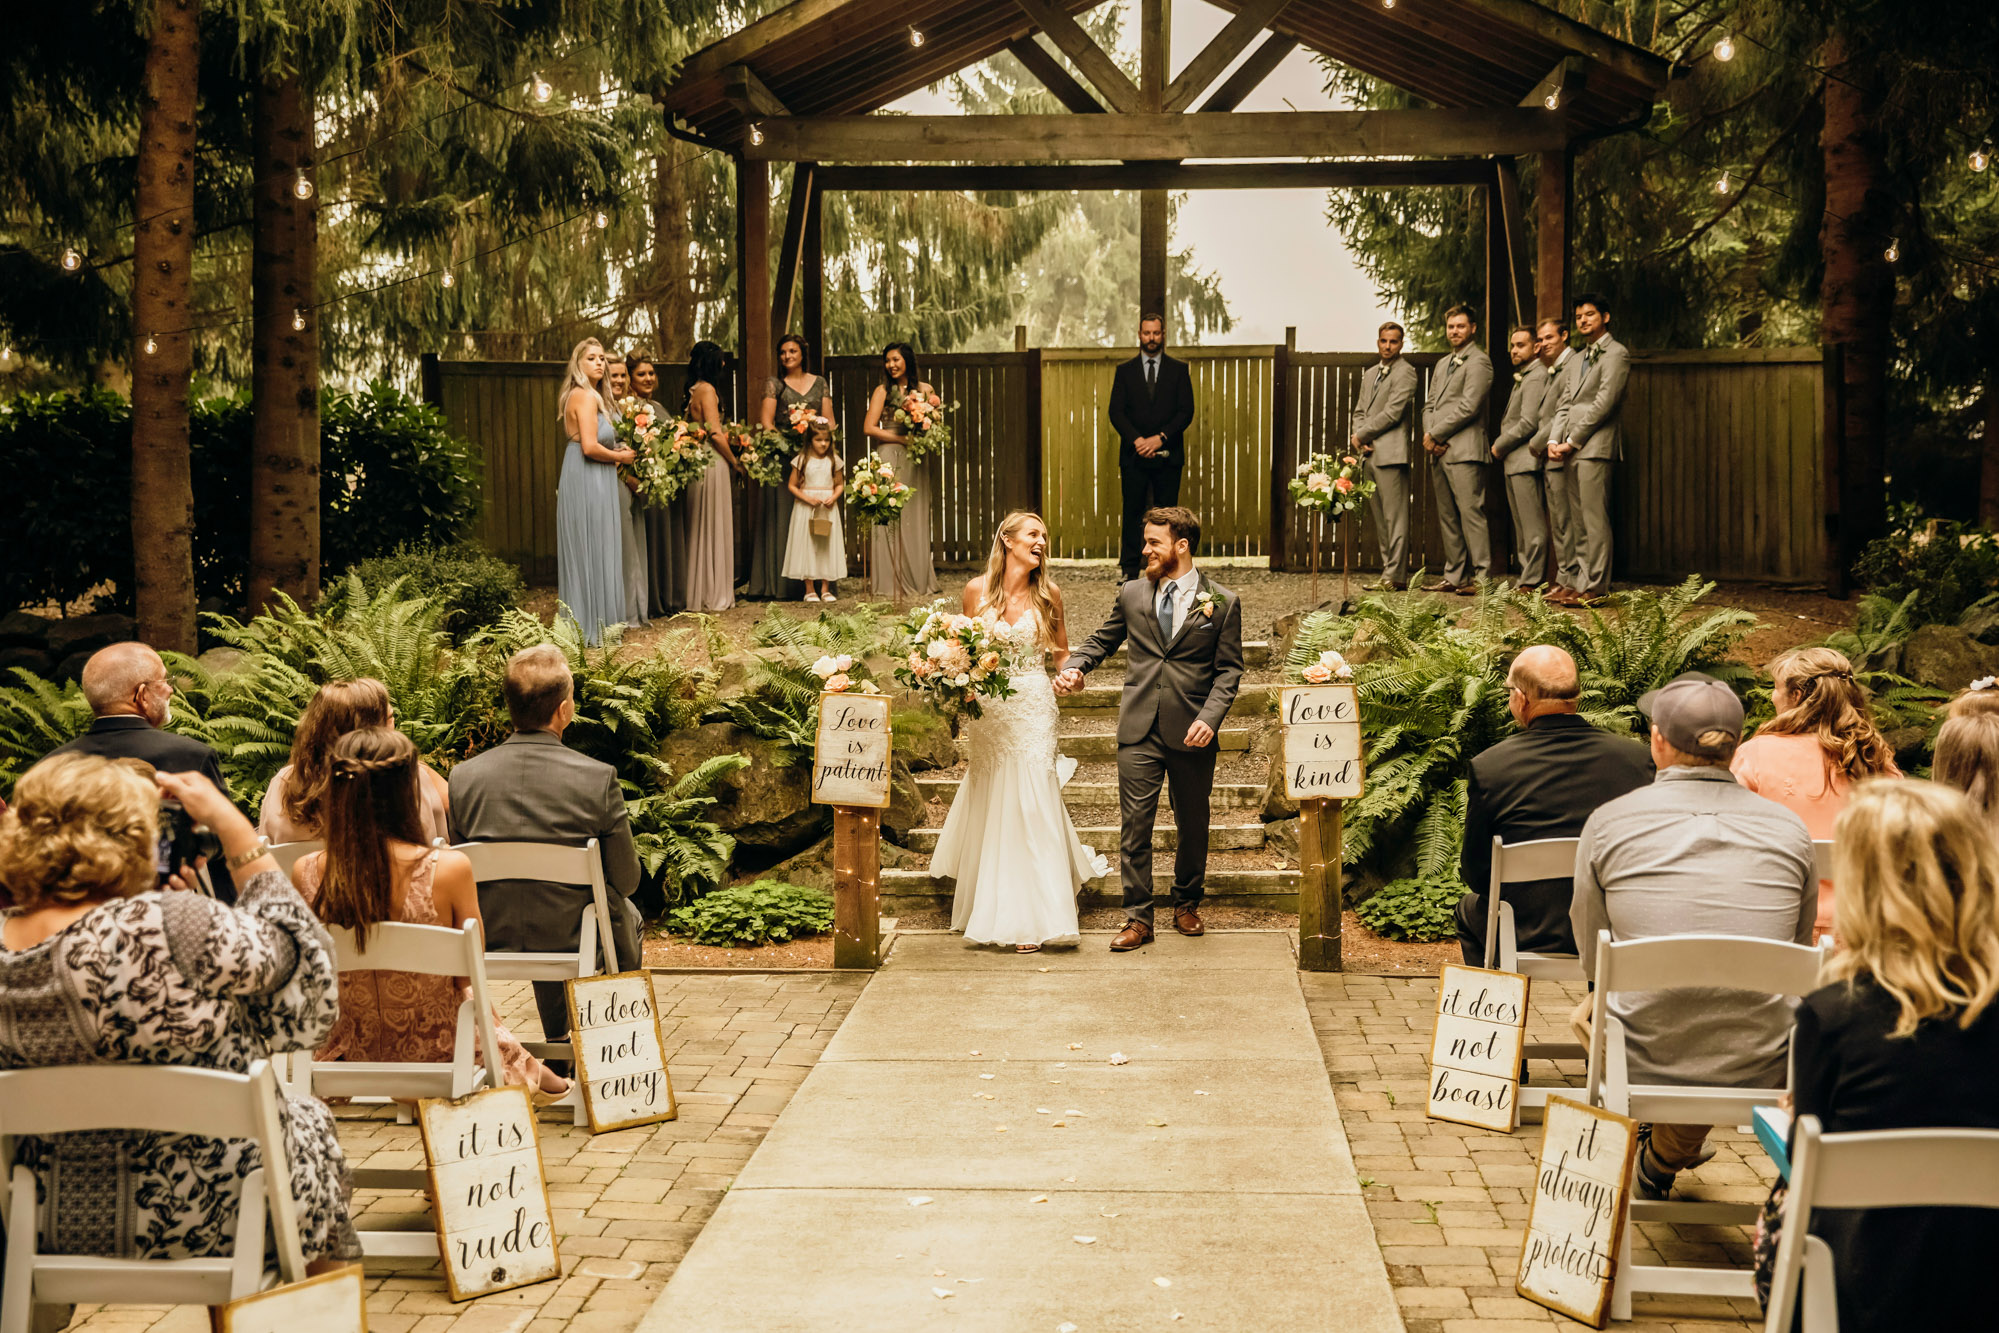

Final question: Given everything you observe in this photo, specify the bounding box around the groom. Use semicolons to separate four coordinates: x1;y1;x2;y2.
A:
1056;507;1244;951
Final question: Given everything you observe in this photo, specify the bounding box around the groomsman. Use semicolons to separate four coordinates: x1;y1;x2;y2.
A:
1418;304;1495;593
1350;321;1419;591
1540;317;1586;601
1489;323;1549;588
1545;294;1630;606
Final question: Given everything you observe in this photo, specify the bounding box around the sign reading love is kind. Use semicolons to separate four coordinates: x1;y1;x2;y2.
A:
1279;684;1364;800
1426;964;1530;1133
1516;1096;1638;1328
417;1085;562;1301
811;691;892;808
566;971;679;1134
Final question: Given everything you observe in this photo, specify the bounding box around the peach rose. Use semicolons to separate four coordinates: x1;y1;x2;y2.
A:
1301;662;1332;683
1334;476;1354;493
977;651;1000;672
824;673;852;693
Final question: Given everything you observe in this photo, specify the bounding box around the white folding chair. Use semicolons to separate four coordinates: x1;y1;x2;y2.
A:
1480;837;1585;1115
1763;1115;1999;1332
270;839;324;879
452;839;619;1126
1583;930;1828;1318
0;1060;305;1331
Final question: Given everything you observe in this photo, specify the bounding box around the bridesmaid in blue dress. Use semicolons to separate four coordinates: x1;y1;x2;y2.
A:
556;338;635;645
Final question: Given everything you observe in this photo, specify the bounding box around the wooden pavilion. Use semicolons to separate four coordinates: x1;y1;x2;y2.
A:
657;0;1673;395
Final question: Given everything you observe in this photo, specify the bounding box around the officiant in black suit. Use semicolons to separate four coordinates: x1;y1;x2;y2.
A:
1107;313;1195;581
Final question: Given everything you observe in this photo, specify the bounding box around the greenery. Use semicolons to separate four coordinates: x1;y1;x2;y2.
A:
719;606;897;765
1853;509;1999;627
665;879;835;947
349;543;526;643
1354;876;1464;943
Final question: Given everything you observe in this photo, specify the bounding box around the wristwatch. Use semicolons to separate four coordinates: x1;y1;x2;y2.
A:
225;835;275;872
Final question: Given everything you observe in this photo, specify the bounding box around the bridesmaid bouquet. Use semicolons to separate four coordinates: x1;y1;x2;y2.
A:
729;423;789;487
1289;451;1374;519
845;452;913;532
892;390;956;462
616;399;713;506
785;404;839;443
894;603;1017;719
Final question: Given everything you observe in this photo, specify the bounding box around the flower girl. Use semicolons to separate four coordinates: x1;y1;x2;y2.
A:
782;419;847;602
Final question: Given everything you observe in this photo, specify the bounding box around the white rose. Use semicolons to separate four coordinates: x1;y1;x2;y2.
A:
953;673;971;687
810;655;839;678
836;654;854;672
927;639;950;660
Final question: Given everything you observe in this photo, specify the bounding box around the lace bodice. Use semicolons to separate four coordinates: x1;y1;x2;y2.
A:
962;609;1057;768
985;608;1050;675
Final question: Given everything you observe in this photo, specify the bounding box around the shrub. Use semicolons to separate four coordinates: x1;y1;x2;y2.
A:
719;606;898;764
1853;508;1999;628
348;543;525;641
1354;876;1464;943
320;383;482;574
666;879;834;946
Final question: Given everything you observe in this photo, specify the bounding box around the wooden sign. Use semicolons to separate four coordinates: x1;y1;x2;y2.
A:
1516;1096;1638;1328
1279;683;1364;800
566;970;679;1133
811;691;892;808
1426;964;1530;1132
417;1085;562;1301
217;1265;367;1333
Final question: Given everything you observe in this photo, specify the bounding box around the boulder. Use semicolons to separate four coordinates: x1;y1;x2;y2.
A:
707;649;770;705
658;722;826;858
1900;624;1999;692
1882;725;1932;773
1261;752;1298;821
1961;598;1999;647
54;651;95;683
195;646;252;679
45;612;136;661
0;648;55;681
1264;816;1300;864
0;610;55;650
880;759;926;843
762;833;921;893
892;706;957;771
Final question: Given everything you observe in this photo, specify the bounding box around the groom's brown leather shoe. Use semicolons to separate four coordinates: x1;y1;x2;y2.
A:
1110;921;1154;952
1173;908;1205;937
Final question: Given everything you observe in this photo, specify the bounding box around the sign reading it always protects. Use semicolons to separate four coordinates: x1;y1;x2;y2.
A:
1279;683;1364;800
811;691;892;808
1426;964;1530;1133
416;1085;562;1301
1516;1095;1639;1328
566;970;679;1134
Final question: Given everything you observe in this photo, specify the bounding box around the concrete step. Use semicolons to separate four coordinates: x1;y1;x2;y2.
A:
903;823;1268;855
959;726;1257;761
915;777;1265;811
1100;640;1271;669
882;866;1300;913
1059;681;1277;715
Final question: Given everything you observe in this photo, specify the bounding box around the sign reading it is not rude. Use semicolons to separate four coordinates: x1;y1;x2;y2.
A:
417;1085;562;1301
1279;683;1364;800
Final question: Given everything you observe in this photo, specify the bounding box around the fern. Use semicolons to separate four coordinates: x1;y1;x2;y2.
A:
0;669;93;791
626;754;750;904
719;606;901;763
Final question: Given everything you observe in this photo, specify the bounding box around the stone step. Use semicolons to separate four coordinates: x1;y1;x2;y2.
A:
958;727;1256;760
915;777;1265;811
1059;680;1278;715
1102;640;1272;669
902;823;1268;855
881;866;1300;913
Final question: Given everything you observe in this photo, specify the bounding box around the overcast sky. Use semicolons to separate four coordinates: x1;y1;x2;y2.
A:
891;0;1399;352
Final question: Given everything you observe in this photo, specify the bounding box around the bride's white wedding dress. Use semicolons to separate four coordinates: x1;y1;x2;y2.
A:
933;608;1108;947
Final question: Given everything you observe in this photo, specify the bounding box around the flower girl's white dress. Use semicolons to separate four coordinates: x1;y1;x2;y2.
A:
932;608;1108;947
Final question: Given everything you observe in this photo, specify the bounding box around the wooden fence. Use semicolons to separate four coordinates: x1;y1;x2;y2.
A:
426;343;1829;589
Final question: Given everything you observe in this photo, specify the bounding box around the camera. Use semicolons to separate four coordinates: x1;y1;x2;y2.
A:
156;799;223;881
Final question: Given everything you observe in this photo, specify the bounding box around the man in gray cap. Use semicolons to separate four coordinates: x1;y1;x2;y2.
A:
1569;671;1816;1199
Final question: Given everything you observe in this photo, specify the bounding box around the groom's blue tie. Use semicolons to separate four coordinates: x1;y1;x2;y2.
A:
1156;583;1176;641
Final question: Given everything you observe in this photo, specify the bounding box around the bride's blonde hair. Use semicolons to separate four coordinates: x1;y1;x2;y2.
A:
979;511;1060;650
556;338;619;424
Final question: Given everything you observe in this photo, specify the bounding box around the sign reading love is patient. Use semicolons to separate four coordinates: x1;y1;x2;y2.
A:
1516;1096;1638;1328
566;971;679;1134
1426;963;1530;1133
417;1085;562;1301
811;691;892;808
1278;683;1364;800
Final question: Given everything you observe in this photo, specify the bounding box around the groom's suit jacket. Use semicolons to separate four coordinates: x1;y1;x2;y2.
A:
1064;571;1245;752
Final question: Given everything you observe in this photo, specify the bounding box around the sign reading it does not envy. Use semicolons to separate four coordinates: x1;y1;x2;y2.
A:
1279;683;1364;800
566;970;679;1134
811;691;891;808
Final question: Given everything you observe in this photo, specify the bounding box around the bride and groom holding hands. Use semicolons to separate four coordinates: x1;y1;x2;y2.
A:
932;505;1245;954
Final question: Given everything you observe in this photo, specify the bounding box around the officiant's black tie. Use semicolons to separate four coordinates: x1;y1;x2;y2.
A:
1146;358;1156;390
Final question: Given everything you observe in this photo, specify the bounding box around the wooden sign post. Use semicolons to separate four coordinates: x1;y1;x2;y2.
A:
811;690;891;970
1426;963;1531;1132
565;971;679;1134
1280;683;1364;972
1516;1095;1639;1328
416;1085;562;1301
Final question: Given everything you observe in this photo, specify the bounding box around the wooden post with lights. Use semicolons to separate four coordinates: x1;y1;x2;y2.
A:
811;691;892;969
1279;682;1365;972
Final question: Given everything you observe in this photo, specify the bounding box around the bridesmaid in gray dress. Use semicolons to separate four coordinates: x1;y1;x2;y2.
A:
863;342;941;600
628;353;680;617
679;341;740;611
606;359;650;628
750;334;834;600
556;338;634;646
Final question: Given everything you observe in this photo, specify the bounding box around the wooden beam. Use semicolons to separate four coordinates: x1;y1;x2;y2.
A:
1456;0;1671;92
1004;36;1105;114
1012;0;1142;114
744;109;1572;162
1139;0;1168;320
671;0;854;90
771;163;814;337
801;178;824;365
736;156;773;406
815;160;1497;191
723;63;789;118
1198;33;1297;113
1484;182;1509;395
1140;189;1168;324
1492;156;1533;329
1534;148;1571;322
1165;0;1292;114
1518;55;1587;112
1140;0;1169;111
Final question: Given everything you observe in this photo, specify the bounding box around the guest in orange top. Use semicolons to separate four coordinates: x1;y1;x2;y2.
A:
1730;648;1901;939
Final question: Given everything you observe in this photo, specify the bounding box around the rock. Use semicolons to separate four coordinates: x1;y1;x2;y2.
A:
1264;817;1300;863
1900;624;1999;692
1271;611;1304;673
54;651;95;683
1261;753;1298;821
708;650;770;704
658;722;827;858
195;646;252;679
1248;715;1283;759
44;612;136;661
1882;725;1932;773
892;706;957;771
764;833;921;892
1961;598;1999;646
0;610;55;650
880;759;925;843
0;647;54;680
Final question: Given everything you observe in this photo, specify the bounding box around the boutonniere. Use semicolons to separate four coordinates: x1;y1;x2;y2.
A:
1449;353;1466;368
1193;590;1222;621
1585;343;1604;365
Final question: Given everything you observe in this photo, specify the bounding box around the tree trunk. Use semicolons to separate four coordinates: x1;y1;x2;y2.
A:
653;153;696;357
249;67;320;614
1983;369;1999;528
131;0;200;652
1819;31;1895;573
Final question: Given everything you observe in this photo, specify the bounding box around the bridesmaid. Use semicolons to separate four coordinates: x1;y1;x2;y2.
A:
556;338;634;646
680;341;740;611
749;333;834;600
608;353;649;629
628;352;680;618
862;342;941;600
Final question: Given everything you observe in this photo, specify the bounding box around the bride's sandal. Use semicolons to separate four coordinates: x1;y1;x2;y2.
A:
1016;943;1042;954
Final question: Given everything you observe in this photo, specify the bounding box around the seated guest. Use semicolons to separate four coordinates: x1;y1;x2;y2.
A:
259;677;449;844
448;644;642;1047
1781;780;1999;1333
1932;703;1998;833
293;728;568;1099
47;641;226;790
1457;645;1652;965
1731;648;1901;939
1571;671;1816;1198
0;755;356;1274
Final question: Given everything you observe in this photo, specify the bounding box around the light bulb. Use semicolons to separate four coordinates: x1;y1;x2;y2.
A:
1715;34;1736;62
143;335;158;355
1382;0;1395;8
908;25;924;46
749;122;765;147
1543;91;1559;110
593;210;609;229
1972;145;1991;173
60;247;81;272
0;346;12;366
1884;239;1900;263
441;270;456;289
1956;283;1972;301
291;309;306;331
292;170;314;200
531;75;553;104
1716;171;1731;195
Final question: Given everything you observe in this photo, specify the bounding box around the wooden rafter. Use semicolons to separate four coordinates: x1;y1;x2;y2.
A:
1518;55;1588;111
1011;0;1141;114
815;160;1495;191
1165;0;1292;114
1197;33;1297;113
1004;36;1105;115
723;64;789;117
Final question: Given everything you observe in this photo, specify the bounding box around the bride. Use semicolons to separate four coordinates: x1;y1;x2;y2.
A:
932;511;1109;952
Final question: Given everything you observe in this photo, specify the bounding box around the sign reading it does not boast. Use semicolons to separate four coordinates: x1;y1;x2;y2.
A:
417;1085;562;1301
1426;964;1530;1133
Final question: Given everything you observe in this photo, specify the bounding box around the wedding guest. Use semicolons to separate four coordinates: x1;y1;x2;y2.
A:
1489;325;1549;588
292;728;569;1100
1780;780;1999;1333
1419;304;1496;593
1543;294;1629;606
1731;648;1900;938
1352;321;1419;591
0;755;357;1274
1107;313;1195;584
1946;676;1999;719
629;352;681;618
783;419;847;603
862;342;941;600
259;677;450;846
750;334;831;600
1933;705;1999;833
47;642;226;795
555;338;634;645
680;341;740;612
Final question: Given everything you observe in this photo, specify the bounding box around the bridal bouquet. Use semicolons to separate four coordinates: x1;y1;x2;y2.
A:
894;603;1017;719
730;424;790;487
845;452;913;532
1289;451;1373;520
892;389;956;463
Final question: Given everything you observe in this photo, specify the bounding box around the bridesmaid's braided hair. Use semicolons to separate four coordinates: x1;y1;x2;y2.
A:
319;727;425;950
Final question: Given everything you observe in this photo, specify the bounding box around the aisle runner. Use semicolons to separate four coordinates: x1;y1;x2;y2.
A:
636;932;1400;1332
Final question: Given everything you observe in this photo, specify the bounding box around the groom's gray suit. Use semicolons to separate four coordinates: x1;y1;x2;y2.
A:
1064;571;1245;927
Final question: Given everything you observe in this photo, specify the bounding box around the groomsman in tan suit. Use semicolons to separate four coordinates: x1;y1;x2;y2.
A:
1419;304;1495;594
1539;318;1586;600
1545;294;1630;606
1350;321;1419;590
1489;324;1548;587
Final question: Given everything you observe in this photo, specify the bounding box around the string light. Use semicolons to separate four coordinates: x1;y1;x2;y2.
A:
290;309;306;331
1884;238;1900;263
531;75;553;104
593;210;609;229
0;346;12;367
1543;90;1559;110
1973;144;1991;173
749;122;765;147
908;25;924;47
292;169;314;200
143;335;157;355
1716;171;1731;195
440;269;456;288
1714;33;1736;63
60;247;82;272
1382;0;1396;8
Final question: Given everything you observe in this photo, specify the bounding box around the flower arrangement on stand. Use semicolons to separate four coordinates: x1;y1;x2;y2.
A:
807;652;882;696
893;603;1017;719
1296;648;1354;685
1289;450;1376;608
892;390;957;463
